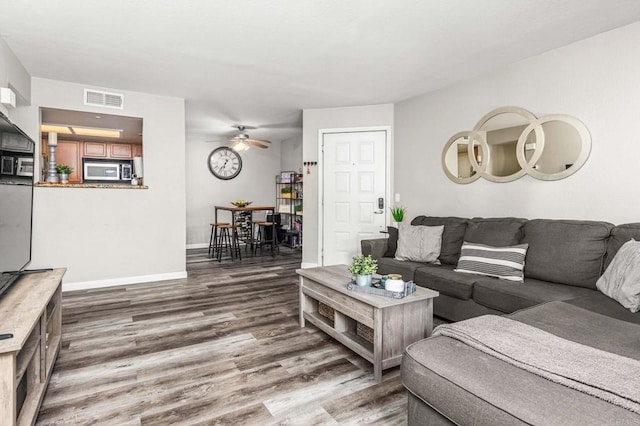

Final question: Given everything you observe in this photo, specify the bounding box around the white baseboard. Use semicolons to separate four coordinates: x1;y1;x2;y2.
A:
186;243;209;249
62;271;188;292
300;262;318;269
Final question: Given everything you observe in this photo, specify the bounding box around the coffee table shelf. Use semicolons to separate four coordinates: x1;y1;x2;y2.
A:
297;265;438;382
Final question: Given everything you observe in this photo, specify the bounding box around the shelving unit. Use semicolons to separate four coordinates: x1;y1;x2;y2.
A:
275;171;303;248
0;268;65;426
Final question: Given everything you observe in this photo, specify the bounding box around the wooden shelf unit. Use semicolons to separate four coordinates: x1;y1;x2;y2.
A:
0;268;65;426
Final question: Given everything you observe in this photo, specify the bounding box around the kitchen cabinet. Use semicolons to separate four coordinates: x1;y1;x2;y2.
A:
110;143;132;159
1;133;32;153
84;142;107;158
56;141;82;183
133;144;142;157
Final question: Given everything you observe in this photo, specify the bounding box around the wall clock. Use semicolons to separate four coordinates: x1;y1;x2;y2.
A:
207;147;242;180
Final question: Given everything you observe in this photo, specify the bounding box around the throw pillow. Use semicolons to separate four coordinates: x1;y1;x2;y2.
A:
596;239;640;313
395;224;443;263
384;226;398;257
455;242;529;282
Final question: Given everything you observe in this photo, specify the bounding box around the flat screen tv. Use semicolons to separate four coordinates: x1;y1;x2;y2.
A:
0;111;35;299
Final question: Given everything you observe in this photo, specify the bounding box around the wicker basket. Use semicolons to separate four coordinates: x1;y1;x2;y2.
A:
356;322;374;344
318;302;335;324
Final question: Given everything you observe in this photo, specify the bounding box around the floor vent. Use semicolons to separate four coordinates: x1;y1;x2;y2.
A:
84;89;124;109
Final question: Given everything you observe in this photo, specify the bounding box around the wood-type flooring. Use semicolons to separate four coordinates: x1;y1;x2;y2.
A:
36;248;409;425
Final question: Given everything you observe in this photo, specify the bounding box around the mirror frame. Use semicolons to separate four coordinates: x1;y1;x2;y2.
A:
470;106;542;183
442;107;591;183
441;131;481;184
516;114;591;181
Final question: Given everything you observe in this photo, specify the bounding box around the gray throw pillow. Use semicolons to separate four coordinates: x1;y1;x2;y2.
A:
596;239;640;313
395;224;444;263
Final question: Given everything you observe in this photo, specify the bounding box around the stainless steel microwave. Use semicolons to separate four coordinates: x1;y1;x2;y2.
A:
84;162;131;181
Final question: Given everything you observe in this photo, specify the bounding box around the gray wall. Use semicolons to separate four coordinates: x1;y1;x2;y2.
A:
394;21;640;224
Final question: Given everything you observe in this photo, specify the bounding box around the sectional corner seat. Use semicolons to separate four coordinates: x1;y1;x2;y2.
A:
361;216;640;425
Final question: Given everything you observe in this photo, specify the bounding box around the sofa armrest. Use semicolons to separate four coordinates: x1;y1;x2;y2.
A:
361;238;388;260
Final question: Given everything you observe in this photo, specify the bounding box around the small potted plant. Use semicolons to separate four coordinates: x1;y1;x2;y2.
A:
390;205;407;224
348;254;378;286
55;164;73;184
281;187;296;199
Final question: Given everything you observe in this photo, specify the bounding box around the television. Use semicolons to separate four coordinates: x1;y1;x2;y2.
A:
0;111;35;299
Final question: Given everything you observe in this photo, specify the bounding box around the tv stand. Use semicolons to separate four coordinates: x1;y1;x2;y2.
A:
0;268;65;425
1;268;54;276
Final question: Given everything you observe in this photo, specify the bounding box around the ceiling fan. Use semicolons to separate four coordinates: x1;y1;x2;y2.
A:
227;125;271;152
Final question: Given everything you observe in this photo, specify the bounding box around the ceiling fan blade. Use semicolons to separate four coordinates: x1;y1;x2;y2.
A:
248;138;271;144
249;140;270;149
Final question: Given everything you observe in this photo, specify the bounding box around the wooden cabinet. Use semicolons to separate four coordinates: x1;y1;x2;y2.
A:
110;143;132;159
56;141;82;183
133;144;142;157
0;269;65;426
83;142;107;158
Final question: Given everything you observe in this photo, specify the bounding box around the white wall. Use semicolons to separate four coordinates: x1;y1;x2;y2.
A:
394;22;640;225
17;78;186;287
280;135;302;173
185;137;282;247
0;37;31;116
302;104;394;266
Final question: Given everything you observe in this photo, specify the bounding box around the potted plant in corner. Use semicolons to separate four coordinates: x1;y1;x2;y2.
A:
55;164;73;184
348;254;378;287
390;205;407;225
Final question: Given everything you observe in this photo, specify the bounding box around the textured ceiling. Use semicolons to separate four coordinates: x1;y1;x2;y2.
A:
1;0;640;145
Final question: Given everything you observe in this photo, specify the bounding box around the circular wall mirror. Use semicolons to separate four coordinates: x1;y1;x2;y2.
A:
471;106;542;183
517;114;591;181
442;131;482;184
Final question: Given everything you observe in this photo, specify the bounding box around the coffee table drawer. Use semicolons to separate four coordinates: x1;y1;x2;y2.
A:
302;280;374;326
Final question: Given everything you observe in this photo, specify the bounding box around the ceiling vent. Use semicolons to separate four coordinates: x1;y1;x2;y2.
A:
84;89;124;109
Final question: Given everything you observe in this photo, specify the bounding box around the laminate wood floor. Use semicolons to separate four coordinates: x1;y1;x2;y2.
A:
36;248;409;425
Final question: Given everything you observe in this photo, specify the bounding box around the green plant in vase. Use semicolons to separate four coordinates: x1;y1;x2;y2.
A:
348;254;378;287
55;164;73;184
390;205;407;224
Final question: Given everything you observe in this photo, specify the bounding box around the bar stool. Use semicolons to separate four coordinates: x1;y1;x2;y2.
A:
216;223;242;261
255;222;278;256
208;222;230;258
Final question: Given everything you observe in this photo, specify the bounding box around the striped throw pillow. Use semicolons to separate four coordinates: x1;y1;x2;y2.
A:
455;242;529;282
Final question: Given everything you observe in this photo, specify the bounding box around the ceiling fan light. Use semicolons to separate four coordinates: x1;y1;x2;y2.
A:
231;140;250;152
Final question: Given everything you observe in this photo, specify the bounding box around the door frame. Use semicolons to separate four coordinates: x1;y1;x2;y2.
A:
317;126;393;266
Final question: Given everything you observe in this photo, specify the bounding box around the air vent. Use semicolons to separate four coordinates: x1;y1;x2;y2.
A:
84;89;124;109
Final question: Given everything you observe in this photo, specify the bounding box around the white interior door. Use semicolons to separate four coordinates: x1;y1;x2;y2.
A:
322;130;388;266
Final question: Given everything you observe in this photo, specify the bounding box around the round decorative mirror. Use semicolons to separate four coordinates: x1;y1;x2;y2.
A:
516;114;591;181
471;106;542;183
442;131;482;184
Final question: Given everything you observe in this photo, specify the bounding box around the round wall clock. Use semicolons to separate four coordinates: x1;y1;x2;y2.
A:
207;147;242;180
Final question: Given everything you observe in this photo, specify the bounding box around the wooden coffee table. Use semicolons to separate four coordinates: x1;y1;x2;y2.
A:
297;265;439;382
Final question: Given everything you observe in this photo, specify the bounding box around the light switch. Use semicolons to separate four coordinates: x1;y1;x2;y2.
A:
394;193;400;202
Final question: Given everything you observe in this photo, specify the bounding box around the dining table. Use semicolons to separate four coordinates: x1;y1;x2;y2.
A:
213;205;276;260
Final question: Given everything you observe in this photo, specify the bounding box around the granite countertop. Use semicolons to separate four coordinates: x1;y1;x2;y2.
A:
35;182;148;189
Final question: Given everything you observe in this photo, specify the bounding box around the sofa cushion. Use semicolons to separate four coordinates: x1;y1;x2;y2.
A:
376;257;424;282
522;219;614;288
414;264;478;300
463;217;527;246
566;293;640;325
472;277;595;313
395;224;443;263
411;216;468;265
455;242;528;282
605;223;640;269
597;239;640;313
383;226;399;257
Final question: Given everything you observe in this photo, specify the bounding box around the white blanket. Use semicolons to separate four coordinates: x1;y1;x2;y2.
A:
434;315;640;414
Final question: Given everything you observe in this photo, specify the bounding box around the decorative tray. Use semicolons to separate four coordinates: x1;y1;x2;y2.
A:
347;280;416;299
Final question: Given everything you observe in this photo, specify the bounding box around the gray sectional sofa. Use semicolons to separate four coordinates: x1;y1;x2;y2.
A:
361;216;640;425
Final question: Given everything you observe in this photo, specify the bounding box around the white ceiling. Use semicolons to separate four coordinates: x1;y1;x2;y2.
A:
1;0;640;145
